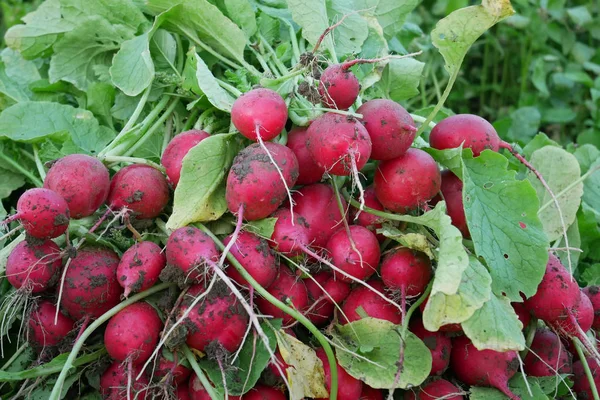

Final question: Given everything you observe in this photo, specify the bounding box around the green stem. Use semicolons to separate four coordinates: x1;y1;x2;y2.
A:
123;99;180;157
183;107;201;131
98;156;166;173
183;345;223;400
259;34;288;76
519;317;538;359
249;47;273;75
188;35;243;70
574;338;600;400
175;34;185;74
162;116;173;156
32;145;46;181
197;225;339;400
216;79;242;97
410;114;437;130
0;152;43;187
267;59;282;78
48;283;175;400
265;67;306;86
401;282;432;337
289;107;361;119
284;20;301;64
1;343;28;371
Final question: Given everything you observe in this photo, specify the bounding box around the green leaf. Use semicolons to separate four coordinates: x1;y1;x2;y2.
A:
332;318;431;389
522;133;560;159
287;0;334;56
379;232;434;259
60;0;148;32
0;101;115;154
326;0;369;55
424;147;464;177
375;57;425;102
470;373;566;400
49;16;131;90
423;255;492;331
150;29;177;70
224;0;258;37
0;168;26;200
556;218;581;269
110;32;155;96
566;6;592;26
189;48;235;112
573;144;600;173
0;48;42;103
87;82;116;128
167;133;241;229
245;218;278;239
354;0;420;41
527;146;583;242
462;150;549;300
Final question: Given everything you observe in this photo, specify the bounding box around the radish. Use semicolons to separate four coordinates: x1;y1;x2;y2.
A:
223;230;278;289
4;188;70;239
512;302;531;329
107;164;170;219
60;246;122;320
315;347;363;400
166;227;220;284
318;64;360;110
255;266;309;325
104;302;163;365
6;240;62;293
325;225;380;283
357;99;417;160
269;207;311;256
226;142;299;221
439;170;469;238
286;126;326;185
161;130;210;188
410;318;452;376
450;335;519;399
429;114;501;156
293;183;348;248
583;285;600;330
573;357;600;400
176;383;191;400
524;328;572;377
179;283;248;353
305;271;351;325
374;148;441;213
117;241;166;297
43;154;110;218
360;385;383;400
551;290;594;338
351;186;385;241
405;379;464;400
306;112;372;176
341;280;402;324
240;385;287;400
231;88;288;141
100;360;149;400
28;300;74;349
154;351;191;385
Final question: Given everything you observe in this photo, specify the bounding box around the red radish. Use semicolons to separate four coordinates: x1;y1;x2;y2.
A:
357;99;416;160
552;290;594;337
231;88;288;141
28;300;74;349
226;142;299;221
117;241;166;297
6;188;70;239
405;379;464;400
241;385;287;400
512;302;531;329
429;114;501;156
154;352;191;385
315;347;363;400
166;227;220;283
410;318;452;376
305;271;351;325
341;280;402;324
60;246;122;320
269;207;311;256
161;130;210;188
318;64;360;110
188;374;240;400
107;164;170;219
176;383;191;400
573;357;600;400
100;360;149;400
325;225;380;283
351;186;385;241
6;240;62;293
293;183;348;248
583;286;600;330
360;385;383;400
439;170;469;238
450;335;519;399
223;231;278;289
381;248;432;300
524;328;572;377
255;266;309;325
306;113;372;176
286;126;326;185
104;302;163;365
43;154;110;218
374;149;441;213
180;283;248;353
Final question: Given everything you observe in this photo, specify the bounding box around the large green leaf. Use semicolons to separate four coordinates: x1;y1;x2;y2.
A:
59;0;148;32
0;48;42;103
0;168;25;200
110;33;155;96
326;0;369;55
462;150;549;300
354;0;420;40
287;0;334;56
223;0;258;37
187;48;234;112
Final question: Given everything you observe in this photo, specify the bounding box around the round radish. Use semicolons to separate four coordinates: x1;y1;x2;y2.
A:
28;300;75;349
583;286;600;330
429;114;501;156
12;188;70;239
107;164;170;219
255;266;309;325
551;290;594;337
573;357;600;400
269;207;310;256
512;302;531;329
381;247;432;299
154;351;191;385
176;383;191;400
374;149;441;213
117;241;166;297
231;88;288;141
286;126;326;185
450;335;519;399
166;227;220;284
305;271;351;325
341;280;402;324
306;112;372;176
357;99;416;160
318;64;360;110
161;130;210;188
60;246;122;320
405;379;464;400
325;225;380;283
439;170;469;238
104;302;163;365
224;230;278;289
351;186;385;241
180;283;248;353
360;385;383;400
6;240;62;293
100;360;149;400
524;328;572;377
315;347;363;400
226;142;299;221
241;385;286;400
44;154;110;218
410;318;451;376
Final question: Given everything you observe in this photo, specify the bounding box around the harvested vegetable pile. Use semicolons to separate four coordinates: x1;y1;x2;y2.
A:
0;0;599;399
